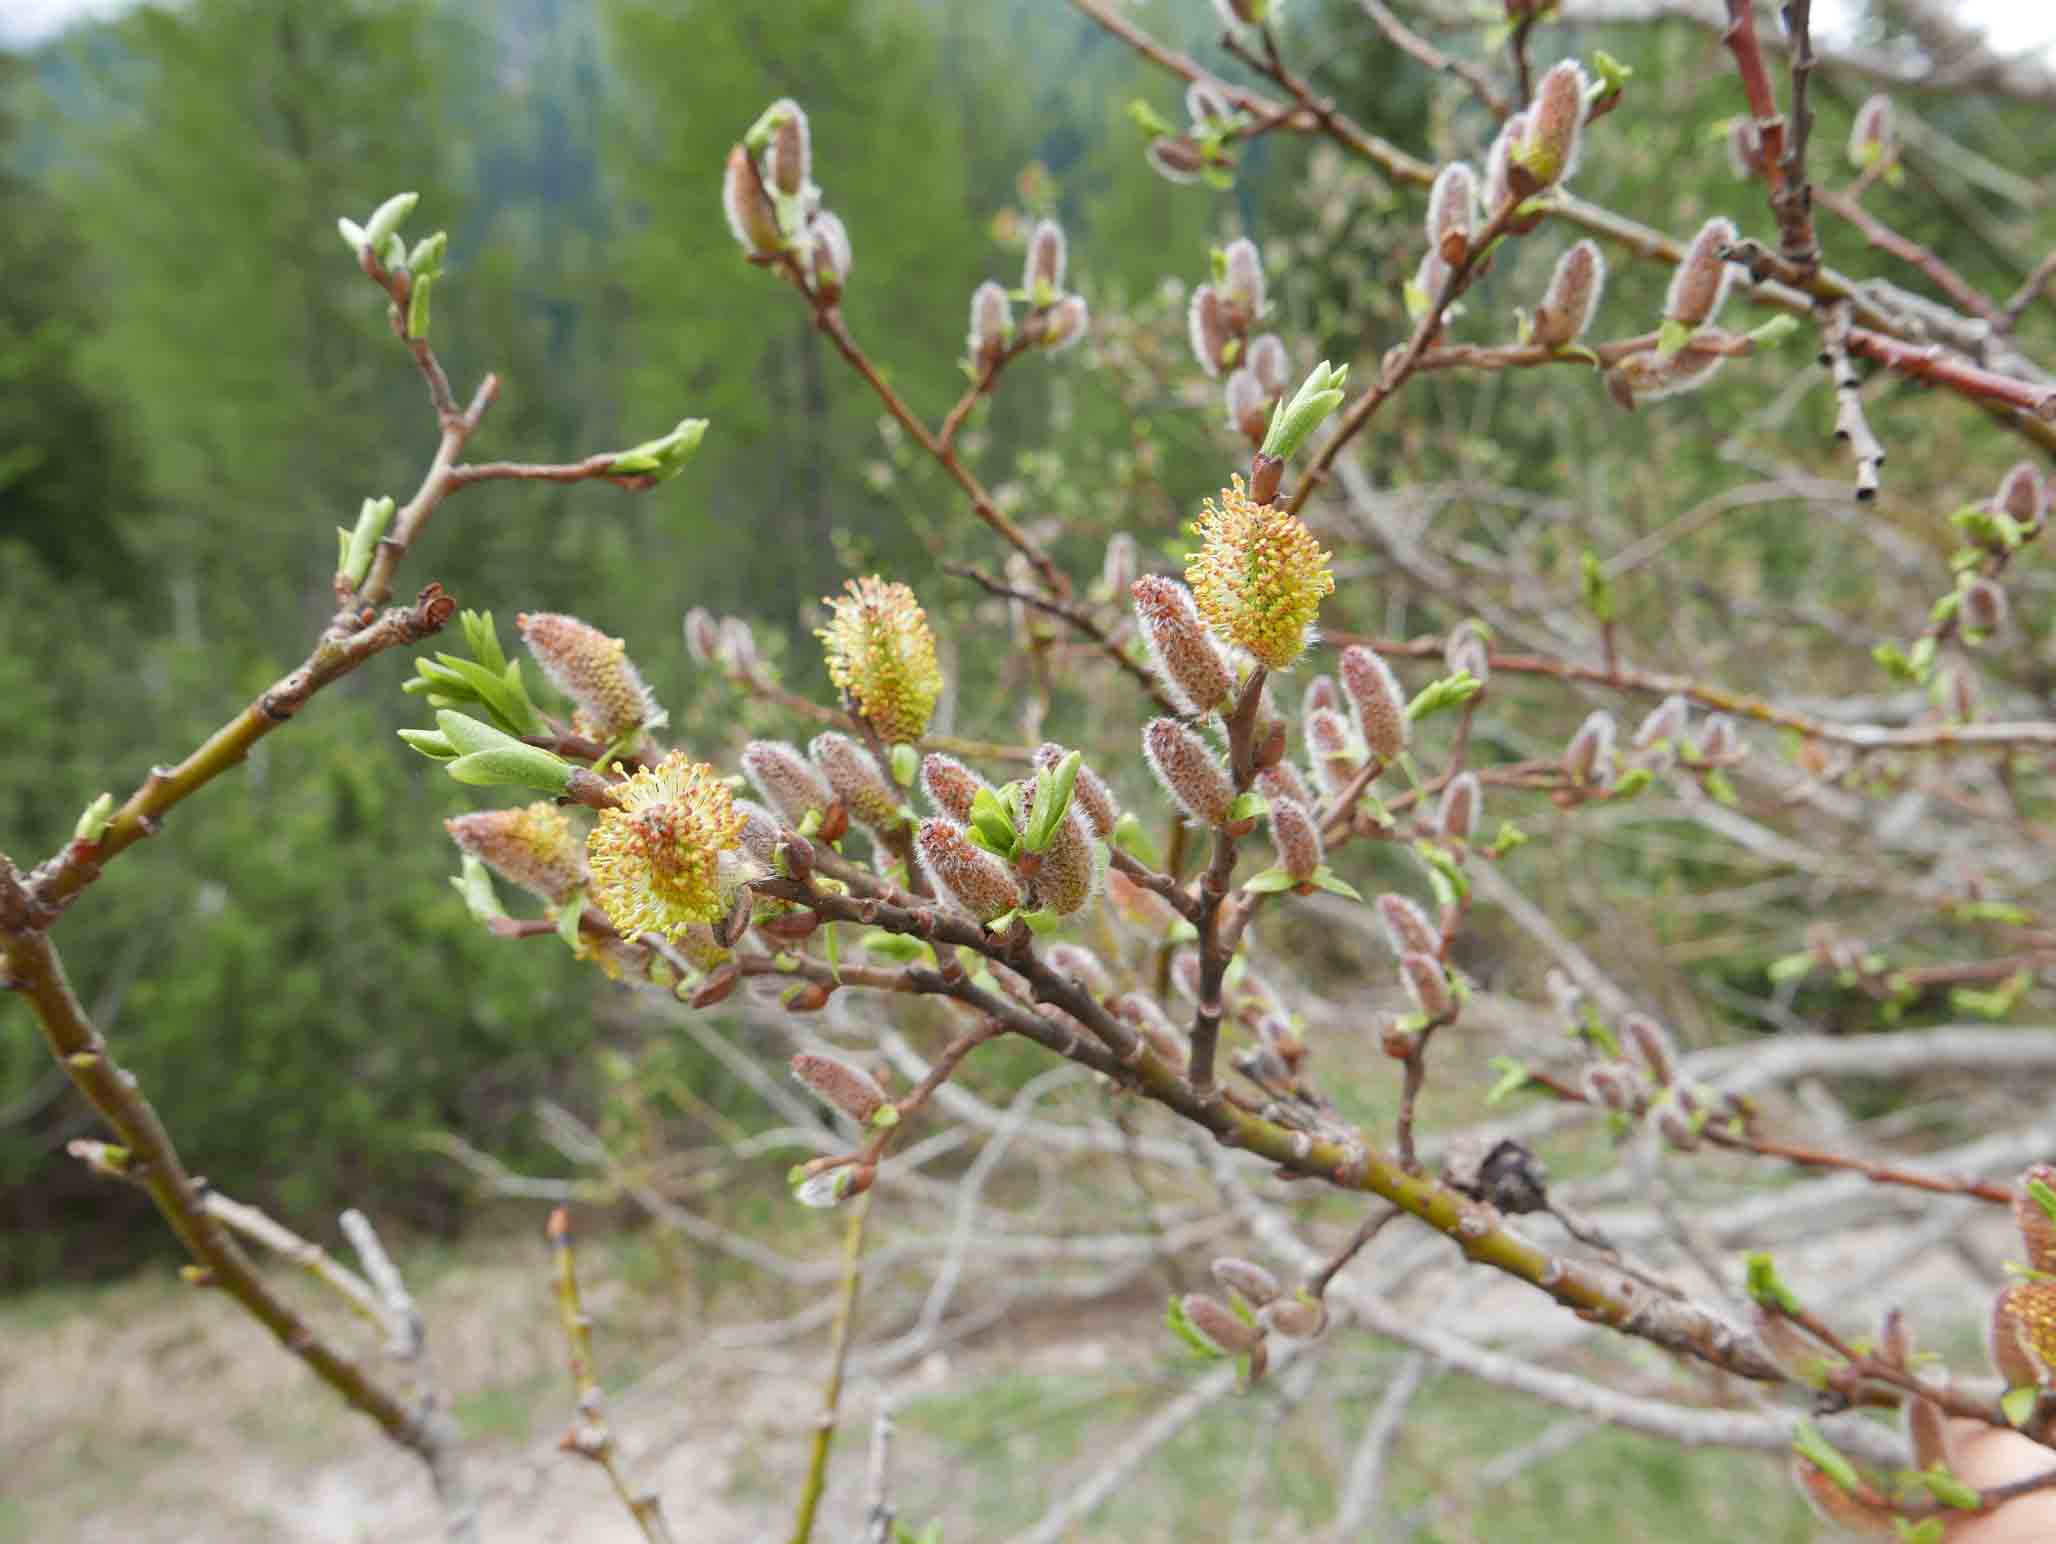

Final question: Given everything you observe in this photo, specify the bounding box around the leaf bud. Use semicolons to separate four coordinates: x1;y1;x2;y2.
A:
790;1051;886;1125
1132;575;1234;716
1259;360;1349;463
1530;239;1606;349
1143;718;1235;826
1338;645;1409;761
742;740;835;828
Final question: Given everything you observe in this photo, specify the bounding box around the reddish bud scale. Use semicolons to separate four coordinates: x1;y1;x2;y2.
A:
790;1052;885;1124
1665;218;1738;328
722;144;783;257
518;611;658;743
916;819;1020;922
742;740;835;828
920;753;988;823
1338;645;1409;761
1144;718;1236;826
1269;796;1322;882
1132;576;1234;716
1436;772;1480;844
1531;240;1606;349
1181;1292;1261;1355
1212;1257;1281;1306
445;803;586;905
809;733;903;832
1260;1296;1326;1339
1258;760;1315;810
1376;894;1438;958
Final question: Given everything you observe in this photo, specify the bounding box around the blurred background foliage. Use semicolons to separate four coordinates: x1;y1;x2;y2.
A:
3;0;2054;1287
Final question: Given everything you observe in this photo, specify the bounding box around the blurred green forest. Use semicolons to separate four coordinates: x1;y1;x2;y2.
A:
4;0;2054;1284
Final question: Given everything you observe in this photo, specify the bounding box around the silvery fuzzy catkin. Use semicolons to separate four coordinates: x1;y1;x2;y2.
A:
1436;771;1480;843
742;739;834;827
1338;645;1410;761
1268;796;1322;882
916;819;1019;921
1530;240;1606;348
1376;893;1438;959
1664;218;1738;328
919;753;988;824
1131;575;1234;717
1144;719;1235;826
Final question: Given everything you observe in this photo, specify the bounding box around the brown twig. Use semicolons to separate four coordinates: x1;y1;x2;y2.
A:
547;1207;675;1543
1190;669;1269;1096
1357;0;1511;118
1818;185;2002;325
942;562;1175;712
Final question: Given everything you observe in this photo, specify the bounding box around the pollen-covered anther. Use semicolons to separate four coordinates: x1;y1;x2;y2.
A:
1337;645;1409;761
1132;576;1234;716
818;576;943;744
742;740;835;830
1531;240;1606;349
517;612;658;744
790;1052;886;1125
1269;796;1322;884
809;733;904;833
445;803;586;906
1186;476;1335;671
1143;718;1236;827
916;819;1020;923
586;753;749;940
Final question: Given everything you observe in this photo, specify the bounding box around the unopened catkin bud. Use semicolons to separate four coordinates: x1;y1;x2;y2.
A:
1622;1013;1678;1085
1211;1257;1280;1306
1375;898;1436;961
743;740;835;827
718;616;759;674
1046;942;1115;998
1246;333;1288;396
1633;693;1689;750
968;279;1012;362
732;798;782;866
1040;294;1090;353
1699;714;1738;761
1426;161;1477;259
1023;218;1067;300
445;803;586;905
1101;533;1138;599
1220;236;1265;317
1997;460;2046;526
1304;708;1362;797
683;607;722;665
1484;110;1527;214
518;612;658;742
1269;796;1322;882
1338;645;1410;761
1258;760;1314;810
1847;93;1894;169
1182;1292;1261;1356
764;100;811;197
1519;61;1587;190
1655;1097;1699;1151
1726;117;1767;180
1132;575;1234;716
722;144;783;256
1445;626;1490;687
1188;284;1232;378
790;1052;885;1124
1665;218;1737;328
1035;808;1097;916
1581;1061;1639;1113
809;733;903;832
1563;709;1617;784
1260;1295;1327;1340
1531;240;1606;348
1400;952;1453;1020
917;819;1020;922
1144;718;1235;826
1187;79;1233;125
1437;771;1480;843
1301;674;1341;721
1961;578;2008;636
1224;367;1268;443
1113;992;1190;1068
920;753;987;823
1607;345;1726;406
1146;135;1206;185
808;211;851;301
